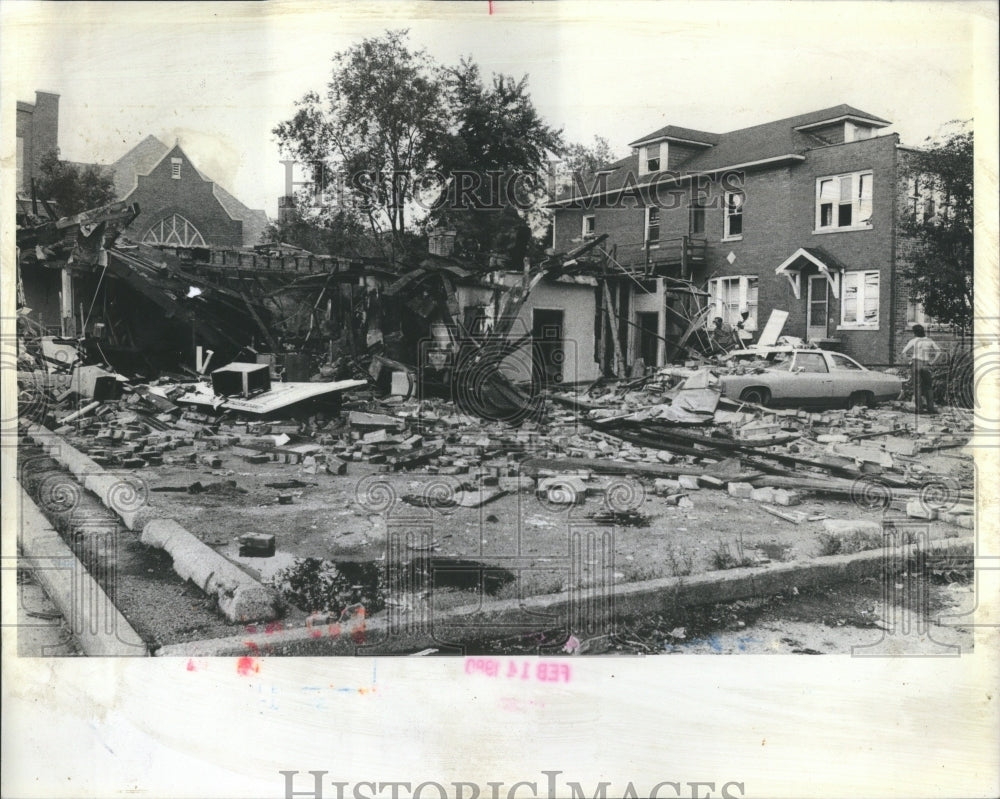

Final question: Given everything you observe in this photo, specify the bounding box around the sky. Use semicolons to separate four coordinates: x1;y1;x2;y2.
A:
2;1;994;220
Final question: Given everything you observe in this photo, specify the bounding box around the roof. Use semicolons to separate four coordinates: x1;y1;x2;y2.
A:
552;104;893;205
628;125;721;148
110;135;170;198
111;136;268;246
211;183;270;247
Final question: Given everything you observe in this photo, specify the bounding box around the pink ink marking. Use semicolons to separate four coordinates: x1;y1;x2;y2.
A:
488;0;494;14
464;658;572;683
236;656;260;675
186;658;197;671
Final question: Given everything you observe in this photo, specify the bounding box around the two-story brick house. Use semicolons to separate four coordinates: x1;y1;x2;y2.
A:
550;104;939;369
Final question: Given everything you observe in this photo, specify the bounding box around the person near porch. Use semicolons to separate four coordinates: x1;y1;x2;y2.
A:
901;323;942;413
710;316;736;354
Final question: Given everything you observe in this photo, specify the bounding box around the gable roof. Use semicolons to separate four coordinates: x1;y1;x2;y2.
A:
211;183;269;246
552;104;893;204
111;136;268;246
110;135;170;198
628;125;721;148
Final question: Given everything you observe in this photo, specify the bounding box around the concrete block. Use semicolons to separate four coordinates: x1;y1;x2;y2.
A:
727;482;754;498
751;487;776;503
654;478;682;496
906;500;937;520
239;533;276;557
773;489;802;506
390;371;411;397
678;475;701;490
245;453;270;465
822;519;882;536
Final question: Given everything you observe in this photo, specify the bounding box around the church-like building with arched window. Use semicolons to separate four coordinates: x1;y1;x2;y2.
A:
109;136;268;249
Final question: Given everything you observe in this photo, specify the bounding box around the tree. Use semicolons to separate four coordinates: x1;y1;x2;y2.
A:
273;34;564;266
35;149;116;216
900;124;973;333
262;204;375;259
273;30;449;258
562;135;616;180
432;58;563;265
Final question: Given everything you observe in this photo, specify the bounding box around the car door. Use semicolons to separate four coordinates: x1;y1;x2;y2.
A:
787;351;835;405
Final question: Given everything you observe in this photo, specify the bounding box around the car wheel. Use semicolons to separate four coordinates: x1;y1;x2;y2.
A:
740;387;772;406
848;391;874;409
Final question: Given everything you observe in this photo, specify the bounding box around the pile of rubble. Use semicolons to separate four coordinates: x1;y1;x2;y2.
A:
24;347;975;533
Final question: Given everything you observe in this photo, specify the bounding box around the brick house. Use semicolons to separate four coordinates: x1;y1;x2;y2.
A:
110;136;268;248
549;104;948;369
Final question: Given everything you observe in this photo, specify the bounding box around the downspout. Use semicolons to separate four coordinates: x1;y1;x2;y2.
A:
888;134;899;365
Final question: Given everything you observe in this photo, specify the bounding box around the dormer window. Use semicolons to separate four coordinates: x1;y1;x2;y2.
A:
845;121;873;142
171;158;182;179
641;142;664;175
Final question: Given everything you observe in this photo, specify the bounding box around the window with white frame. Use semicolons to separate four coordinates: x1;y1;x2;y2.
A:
640;142;663;175
708;275;758;330
816;171;872;230
645;206;660;246
171;158;182;180
582;214;595;237
840;270;879;328
723;191;744;239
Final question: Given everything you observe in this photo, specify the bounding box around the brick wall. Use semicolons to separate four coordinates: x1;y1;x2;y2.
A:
786;134;899;363
123;145;243;247
15;91;60;193
552;133;905;365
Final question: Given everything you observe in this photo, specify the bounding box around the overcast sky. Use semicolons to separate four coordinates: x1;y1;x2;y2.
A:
3;1;994;220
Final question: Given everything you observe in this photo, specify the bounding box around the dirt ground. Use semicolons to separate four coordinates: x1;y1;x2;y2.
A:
21;400;974;652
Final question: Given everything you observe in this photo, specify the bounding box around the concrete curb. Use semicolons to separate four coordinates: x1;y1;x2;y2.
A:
18;487;148;656
24;424;282;623
155;536;974;657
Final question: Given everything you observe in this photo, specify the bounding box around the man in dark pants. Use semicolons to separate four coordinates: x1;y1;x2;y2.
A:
901;324;943;413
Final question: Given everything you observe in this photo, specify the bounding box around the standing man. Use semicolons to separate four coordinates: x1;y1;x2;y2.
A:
901;323;943;413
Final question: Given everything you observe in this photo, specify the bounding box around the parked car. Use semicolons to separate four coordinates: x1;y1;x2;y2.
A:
718;349;903;408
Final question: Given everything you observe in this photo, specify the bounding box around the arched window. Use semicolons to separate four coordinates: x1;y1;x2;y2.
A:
142;214;207;246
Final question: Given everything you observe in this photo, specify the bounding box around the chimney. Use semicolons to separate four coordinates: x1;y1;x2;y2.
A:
428;229;456;257
32;91;60;176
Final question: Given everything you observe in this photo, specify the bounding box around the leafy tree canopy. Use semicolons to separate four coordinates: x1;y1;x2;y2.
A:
273;31;564;266
900;122;973;333
35;149;117;217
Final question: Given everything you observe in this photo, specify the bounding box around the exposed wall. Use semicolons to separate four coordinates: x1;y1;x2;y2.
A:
16;91;60;194
498;280;600;385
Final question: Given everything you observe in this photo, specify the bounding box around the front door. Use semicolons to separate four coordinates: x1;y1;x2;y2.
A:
636;312;660;368
807;275;829;343
532;309;564;388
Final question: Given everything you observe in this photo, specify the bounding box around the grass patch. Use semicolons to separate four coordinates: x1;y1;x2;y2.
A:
710;533;755;570
817;527;917;556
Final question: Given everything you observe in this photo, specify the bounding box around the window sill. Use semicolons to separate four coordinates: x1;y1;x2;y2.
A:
812;225;872;235
836;324;880;332
721;235;743;243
